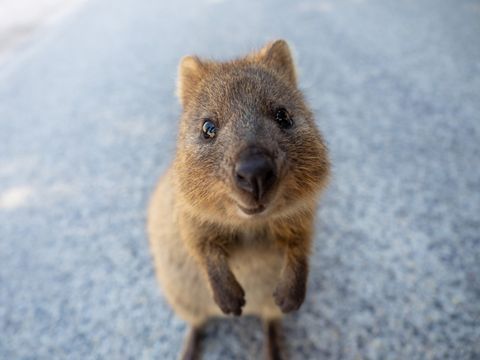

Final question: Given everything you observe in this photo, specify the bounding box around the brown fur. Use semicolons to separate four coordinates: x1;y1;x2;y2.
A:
148;40;330;358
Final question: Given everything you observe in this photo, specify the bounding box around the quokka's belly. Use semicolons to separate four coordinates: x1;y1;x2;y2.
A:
229;244;284;320
148;171;284;324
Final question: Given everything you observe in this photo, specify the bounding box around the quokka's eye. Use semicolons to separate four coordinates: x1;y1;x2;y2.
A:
202;119;217;139
275;108;293;129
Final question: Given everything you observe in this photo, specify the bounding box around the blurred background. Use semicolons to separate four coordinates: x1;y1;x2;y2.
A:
0;0;479;359
0;0;86;62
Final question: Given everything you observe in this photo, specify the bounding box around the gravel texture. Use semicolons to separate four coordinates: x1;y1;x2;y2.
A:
1;0;479;359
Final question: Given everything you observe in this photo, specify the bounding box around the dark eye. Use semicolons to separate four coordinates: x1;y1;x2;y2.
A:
275;108;293;129
202;119;217;139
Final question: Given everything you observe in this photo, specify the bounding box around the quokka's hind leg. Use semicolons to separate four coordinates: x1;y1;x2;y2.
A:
263;319;286;360
180;326;204;360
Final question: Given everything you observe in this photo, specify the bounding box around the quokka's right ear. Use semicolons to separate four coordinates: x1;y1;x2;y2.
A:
248;39;297;87
177;56;206;107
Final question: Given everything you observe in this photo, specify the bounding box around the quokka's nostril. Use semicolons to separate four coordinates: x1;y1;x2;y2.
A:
265;169;274;182
235;173;250;189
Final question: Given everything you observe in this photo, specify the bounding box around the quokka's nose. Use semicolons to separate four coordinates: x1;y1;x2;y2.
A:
234;149;276;201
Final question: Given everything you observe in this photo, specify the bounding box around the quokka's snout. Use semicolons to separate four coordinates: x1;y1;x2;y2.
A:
233;146;277;203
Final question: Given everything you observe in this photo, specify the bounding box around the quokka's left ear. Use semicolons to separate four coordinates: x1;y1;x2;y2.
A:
176;55;207;107
250;39;297;87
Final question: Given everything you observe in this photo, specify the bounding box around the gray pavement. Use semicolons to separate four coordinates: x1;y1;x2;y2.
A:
1;0;480;359
0;0;86;63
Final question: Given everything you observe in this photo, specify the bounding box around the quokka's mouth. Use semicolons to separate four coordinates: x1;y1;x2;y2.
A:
237;203;266;216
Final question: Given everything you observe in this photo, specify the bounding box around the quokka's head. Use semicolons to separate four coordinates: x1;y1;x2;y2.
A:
174;40;330;225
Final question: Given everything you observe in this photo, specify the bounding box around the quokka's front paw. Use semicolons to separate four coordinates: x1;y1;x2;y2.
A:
273;279;306;313
211;278;246;316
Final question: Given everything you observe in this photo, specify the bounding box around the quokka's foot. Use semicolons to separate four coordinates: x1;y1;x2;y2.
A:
264;319;286;360
181;326;203;360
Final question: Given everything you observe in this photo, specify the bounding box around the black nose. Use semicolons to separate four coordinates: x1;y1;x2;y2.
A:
234;149;276;201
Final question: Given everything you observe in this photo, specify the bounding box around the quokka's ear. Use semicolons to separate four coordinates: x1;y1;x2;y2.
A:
176;56;206;107
252;39;297;87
